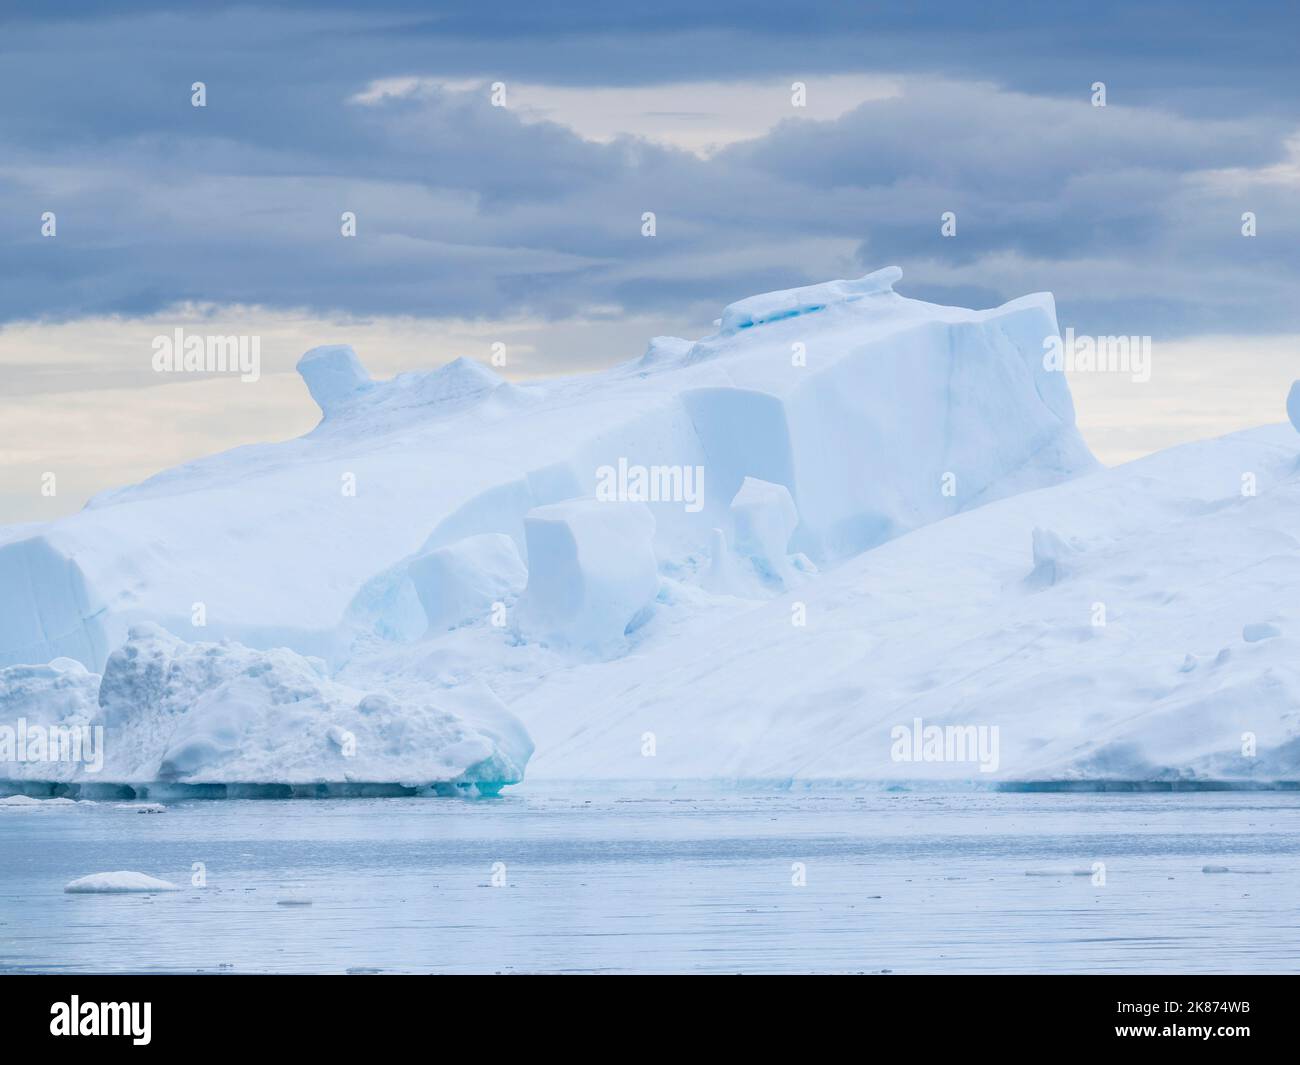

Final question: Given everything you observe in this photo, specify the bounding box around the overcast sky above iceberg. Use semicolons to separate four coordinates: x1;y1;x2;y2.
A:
1;0;1297;521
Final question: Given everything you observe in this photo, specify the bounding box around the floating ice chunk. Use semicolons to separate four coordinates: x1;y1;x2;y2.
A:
1243;622;1281;642
1288;381;1300;434
65;871;180;893
121;803;166;814
517;498;658;653
1024;869;1094;877
1202;865;1230;874
0;794;43;806
719;266;902;334
730;477;799;584
409;534;526;632
296;344;373;417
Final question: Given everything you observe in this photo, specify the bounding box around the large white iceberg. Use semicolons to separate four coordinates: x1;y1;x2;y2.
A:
15;267;1289;789
0;267;1095;674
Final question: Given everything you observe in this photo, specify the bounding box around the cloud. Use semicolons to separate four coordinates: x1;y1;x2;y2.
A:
350;74;903;155
2;2;1298;519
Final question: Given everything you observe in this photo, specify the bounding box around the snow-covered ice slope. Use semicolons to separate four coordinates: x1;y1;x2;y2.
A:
500;424;1300;783
0;268;1095;672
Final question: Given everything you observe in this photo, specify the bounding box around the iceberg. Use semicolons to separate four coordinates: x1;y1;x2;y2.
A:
15;267;1290;789
0;267;1095;675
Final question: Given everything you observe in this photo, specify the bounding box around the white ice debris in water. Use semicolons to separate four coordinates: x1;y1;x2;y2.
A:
1024;869;1094;877
65;871;180;893
0;795;82;807
7;269;1300;788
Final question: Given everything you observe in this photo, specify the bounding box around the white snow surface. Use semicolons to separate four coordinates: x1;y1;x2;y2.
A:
6;267;1298;786
497;424;1300;783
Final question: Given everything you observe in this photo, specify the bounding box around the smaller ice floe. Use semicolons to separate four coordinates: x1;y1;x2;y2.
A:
65;871;180;893
1024;869;1095;877
1201;865;1271;875
119;803;166;814
0;795;78;807
1242;622;1281;643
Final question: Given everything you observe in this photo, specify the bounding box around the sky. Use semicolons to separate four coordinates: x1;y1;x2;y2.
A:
1;0;1297;522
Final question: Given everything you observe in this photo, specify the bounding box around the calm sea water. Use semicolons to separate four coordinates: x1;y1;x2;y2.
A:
1;786;1297;973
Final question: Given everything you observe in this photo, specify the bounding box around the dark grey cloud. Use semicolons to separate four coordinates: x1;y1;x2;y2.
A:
0;2;1297;342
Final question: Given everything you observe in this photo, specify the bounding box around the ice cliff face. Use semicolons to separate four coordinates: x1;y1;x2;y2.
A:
0;267;1097;676
1;625;532;796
